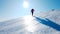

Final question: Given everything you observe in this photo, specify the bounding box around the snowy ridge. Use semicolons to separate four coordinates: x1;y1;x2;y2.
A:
0;11;60;34
35;11;60;25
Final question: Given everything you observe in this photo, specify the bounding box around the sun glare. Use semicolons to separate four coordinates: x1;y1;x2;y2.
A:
23;15;36;32
23;1;29;8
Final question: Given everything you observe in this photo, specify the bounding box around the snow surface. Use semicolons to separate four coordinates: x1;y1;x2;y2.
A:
0;11;60;34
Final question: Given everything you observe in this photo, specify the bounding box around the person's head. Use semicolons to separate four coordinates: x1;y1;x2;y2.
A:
31;8;34;11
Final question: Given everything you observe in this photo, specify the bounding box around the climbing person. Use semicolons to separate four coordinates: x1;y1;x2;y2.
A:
31;9;35;16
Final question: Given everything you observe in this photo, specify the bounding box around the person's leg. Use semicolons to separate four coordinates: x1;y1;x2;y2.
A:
32;12;33;16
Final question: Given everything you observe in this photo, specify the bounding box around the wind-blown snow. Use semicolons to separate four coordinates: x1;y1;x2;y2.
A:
0;11;60;34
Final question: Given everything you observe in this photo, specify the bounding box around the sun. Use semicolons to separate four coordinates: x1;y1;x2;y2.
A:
23;1;29;8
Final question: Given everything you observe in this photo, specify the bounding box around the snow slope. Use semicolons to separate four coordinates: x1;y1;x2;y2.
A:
0;11;60;34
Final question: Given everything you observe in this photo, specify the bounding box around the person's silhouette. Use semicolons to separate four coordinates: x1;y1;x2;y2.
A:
31;9;35;16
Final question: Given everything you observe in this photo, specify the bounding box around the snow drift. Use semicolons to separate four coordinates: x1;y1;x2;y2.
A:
0;10;60;34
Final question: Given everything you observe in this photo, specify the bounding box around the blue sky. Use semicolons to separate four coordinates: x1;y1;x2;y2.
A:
0;0;60;21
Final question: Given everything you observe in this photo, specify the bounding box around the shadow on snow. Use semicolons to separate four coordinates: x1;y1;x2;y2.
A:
34;16;60;31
